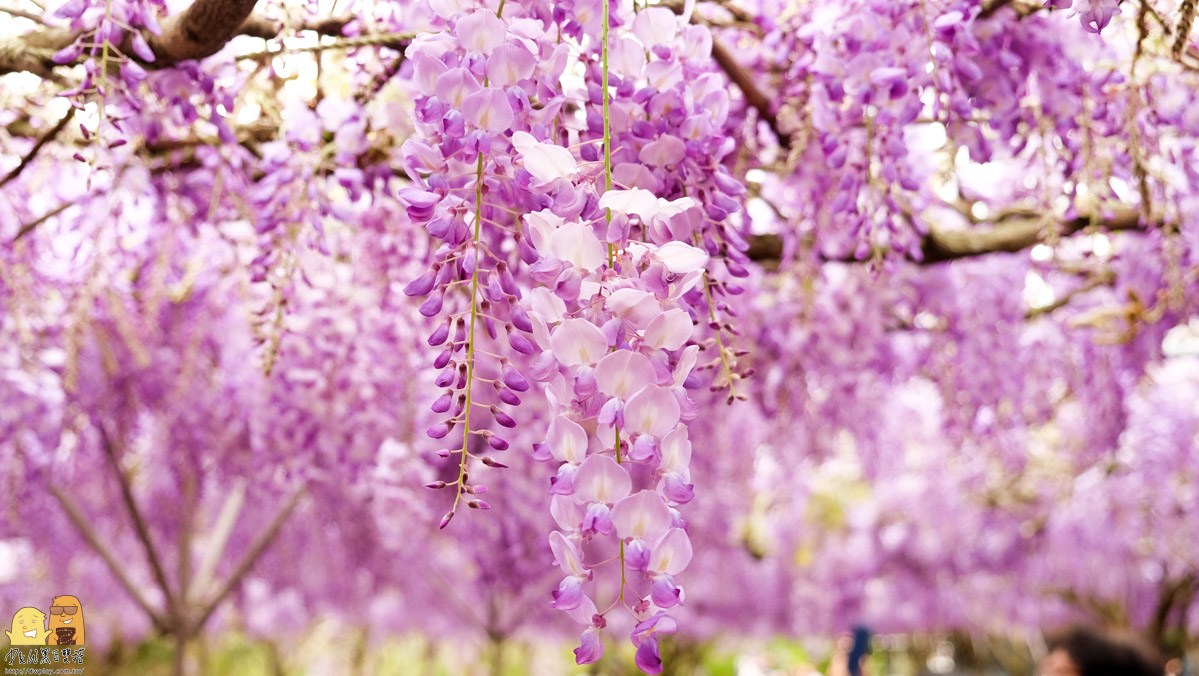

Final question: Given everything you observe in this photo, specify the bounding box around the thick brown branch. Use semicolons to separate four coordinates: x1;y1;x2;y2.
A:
978;0;1015;19
748;209;1146;265
0;26;72;76
0;7;395;75
978;0;1046;19
0;0;264;74
187;481;247;604
235;14;281;39
923;210;1142;262
147;0;261;64
236;14;353;40
1148;573;1197;647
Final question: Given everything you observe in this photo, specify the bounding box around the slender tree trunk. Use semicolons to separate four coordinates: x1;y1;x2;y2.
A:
267;640;286;676
488;631;506;676
173;631;188;676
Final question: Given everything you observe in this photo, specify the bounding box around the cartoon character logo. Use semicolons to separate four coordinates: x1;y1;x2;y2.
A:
5;607;49;645
46;596;84;646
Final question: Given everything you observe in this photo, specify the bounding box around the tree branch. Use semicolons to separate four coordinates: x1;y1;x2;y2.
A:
0;5;45;22
236;14;352;40
11;199;74;243
710;40;788;150
49;483;171;632
187;480;247;604
0;25;72;76
660;0;787;149
1026;269;1117;319
747;209;1146;265
922;210;1142;262
978;0;1015;19
0;0;264;74
146;0;261;65
189;485;306;634
0;5;396;75
0;106;73;189
235;31;412;62
98;426;179;619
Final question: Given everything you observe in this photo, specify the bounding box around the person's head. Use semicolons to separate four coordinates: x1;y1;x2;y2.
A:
1041;626;1162;676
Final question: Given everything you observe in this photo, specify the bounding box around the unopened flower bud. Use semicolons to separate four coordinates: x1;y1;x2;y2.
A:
509;331;536;354
405;264;438;294
497;387;521;406
502;364;530;392
419;293;444;317
492;408;517;428
428;322;450;346
431;393;452;413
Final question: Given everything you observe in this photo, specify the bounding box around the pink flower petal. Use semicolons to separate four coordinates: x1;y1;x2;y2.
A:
653;241;709;274
639;135;686;167
456;9;506;55
633;6;678;46
550;222;606;271
546;415;588;464
612;490;672;542
574;627;605;664
595;350;656;399
433;67;481;109
551;494;585;531
598;188;659;220
624;386;680;438
573;454;632;505
673;345;700;385
605;288;662;328
549;531;588;578
644;308;693;350
649;528;693;576
513;131;579;183
551;319;609;366
463;87;513;132
486;42;535;86
658;426;691;475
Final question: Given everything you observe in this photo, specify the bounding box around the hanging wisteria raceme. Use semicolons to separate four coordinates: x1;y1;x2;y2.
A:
393;0;744;666
397;0;562;523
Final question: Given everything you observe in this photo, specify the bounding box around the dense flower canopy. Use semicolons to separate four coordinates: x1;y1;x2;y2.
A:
2;0;1199;672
